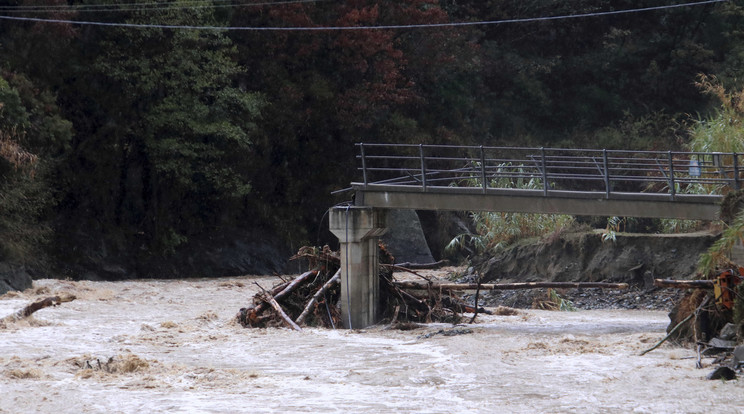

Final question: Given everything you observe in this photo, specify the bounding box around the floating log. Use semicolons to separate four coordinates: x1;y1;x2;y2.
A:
394;281;629;291
653;279;715;289
1;294;76;324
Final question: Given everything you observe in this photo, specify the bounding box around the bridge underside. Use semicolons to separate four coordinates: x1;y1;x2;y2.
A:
353;184;722;220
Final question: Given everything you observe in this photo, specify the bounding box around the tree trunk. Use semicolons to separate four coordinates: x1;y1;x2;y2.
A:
296;269;340;326
653;279;715;289
0;294;76;324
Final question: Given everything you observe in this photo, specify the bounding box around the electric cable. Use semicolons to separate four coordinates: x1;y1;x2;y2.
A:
0;0;728;31
0;0;235;9
0;0;326;14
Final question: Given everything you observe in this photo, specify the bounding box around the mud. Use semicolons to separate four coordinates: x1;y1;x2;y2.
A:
1;276;742;413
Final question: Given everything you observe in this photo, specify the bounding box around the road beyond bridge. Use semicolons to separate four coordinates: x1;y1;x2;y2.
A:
330;144;742;328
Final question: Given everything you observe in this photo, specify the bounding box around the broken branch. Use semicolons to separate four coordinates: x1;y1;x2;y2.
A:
640;296;710;356
382;264;432;282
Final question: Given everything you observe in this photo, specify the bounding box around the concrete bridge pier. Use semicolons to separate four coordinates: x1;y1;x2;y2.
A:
329;206;387;329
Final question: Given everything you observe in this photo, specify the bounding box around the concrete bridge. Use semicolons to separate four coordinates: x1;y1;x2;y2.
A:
330;144;742;328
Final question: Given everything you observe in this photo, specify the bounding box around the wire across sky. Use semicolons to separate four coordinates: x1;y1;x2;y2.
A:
0;0;328;13
0;0;729;31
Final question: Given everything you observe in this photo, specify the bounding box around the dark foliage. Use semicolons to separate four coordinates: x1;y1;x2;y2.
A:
0;0;742;276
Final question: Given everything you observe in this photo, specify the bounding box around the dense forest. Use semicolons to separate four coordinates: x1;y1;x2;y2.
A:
0;0;743;278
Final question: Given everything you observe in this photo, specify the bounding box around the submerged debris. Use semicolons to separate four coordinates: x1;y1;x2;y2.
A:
642;266;744;379
417;328;474;340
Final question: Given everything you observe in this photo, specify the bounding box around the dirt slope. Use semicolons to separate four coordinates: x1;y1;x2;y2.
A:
476;230;719;284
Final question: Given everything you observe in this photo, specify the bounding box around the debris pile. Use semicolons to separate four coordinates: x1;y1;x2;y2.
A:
644;268;744;380
236;244;472;329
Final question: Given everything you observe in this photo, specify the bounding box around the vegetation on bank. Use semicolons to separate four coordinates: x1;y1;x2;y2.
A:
692;75;744;275
452;75;744;258
1;0;744;274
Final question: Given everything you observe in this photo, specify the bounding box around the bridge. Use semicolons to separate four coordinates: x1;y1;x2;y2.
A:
329;144;742;328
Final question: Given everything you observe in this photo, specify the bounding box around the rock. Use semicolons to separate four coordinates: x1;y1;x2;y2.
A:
0;263;33;295
381;209;434;264
709;338;737;349
719;323;738;341
706;366;737;381
733;345;744;365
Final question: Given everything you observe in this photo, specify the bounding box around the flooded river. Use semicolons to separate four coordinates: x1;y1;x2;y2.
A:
1;276;742;413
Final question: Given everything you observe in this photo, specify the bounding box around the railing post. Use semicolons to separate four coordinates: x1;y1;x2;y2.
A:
668;151;676;200
419;144;427;191
603;149;610;199
540;147;548;196
734;153;740;191
360;143;368;188
480;145;487;193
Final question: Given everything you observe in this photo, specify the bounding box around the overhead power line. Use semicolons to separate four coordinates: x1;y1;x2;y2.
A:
0;0;728;31
0;0;326;13
0;0;233;8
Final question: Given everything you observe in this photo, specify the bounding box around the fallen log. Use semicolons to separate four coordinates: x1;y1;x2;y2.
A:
392;260;450;270
1;294;76;324
253;283;303;332
275;270;318;300
296;269;340;326
653;279;715;289
263;292;303;331
394;281;630;291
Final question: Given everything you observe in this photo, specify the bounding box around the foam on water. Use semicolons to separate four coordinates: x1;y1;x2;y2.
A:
1;278;742;413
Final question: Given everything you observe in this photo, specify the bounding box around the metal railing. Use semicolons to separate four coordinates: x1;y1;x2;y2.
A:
355;143;742;200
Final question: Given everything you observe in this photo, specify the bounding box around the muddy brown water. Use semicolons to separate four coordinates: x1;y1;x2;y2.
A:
1;276;742;413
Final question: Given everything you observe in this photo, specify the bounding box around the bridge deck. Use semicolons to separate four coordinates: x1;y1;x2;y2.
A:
353;183;722;220
350;144;741;220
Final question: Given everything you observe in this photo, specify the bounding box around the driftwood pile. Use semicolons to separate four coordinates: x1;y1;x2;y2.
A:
236;244;473;329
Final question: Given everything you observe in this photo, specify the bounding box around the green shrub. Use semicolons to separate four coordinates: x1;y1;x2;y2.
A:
447;162;574;255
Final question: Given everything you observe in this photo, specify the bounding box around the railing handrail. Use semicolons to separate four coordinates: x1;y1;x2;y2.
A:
354;143;742;199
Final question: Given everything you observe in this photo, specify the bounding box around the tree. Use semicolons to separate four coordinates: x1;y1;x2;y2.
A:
228;0;476;243
0;71;72;264
62;1;263;253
